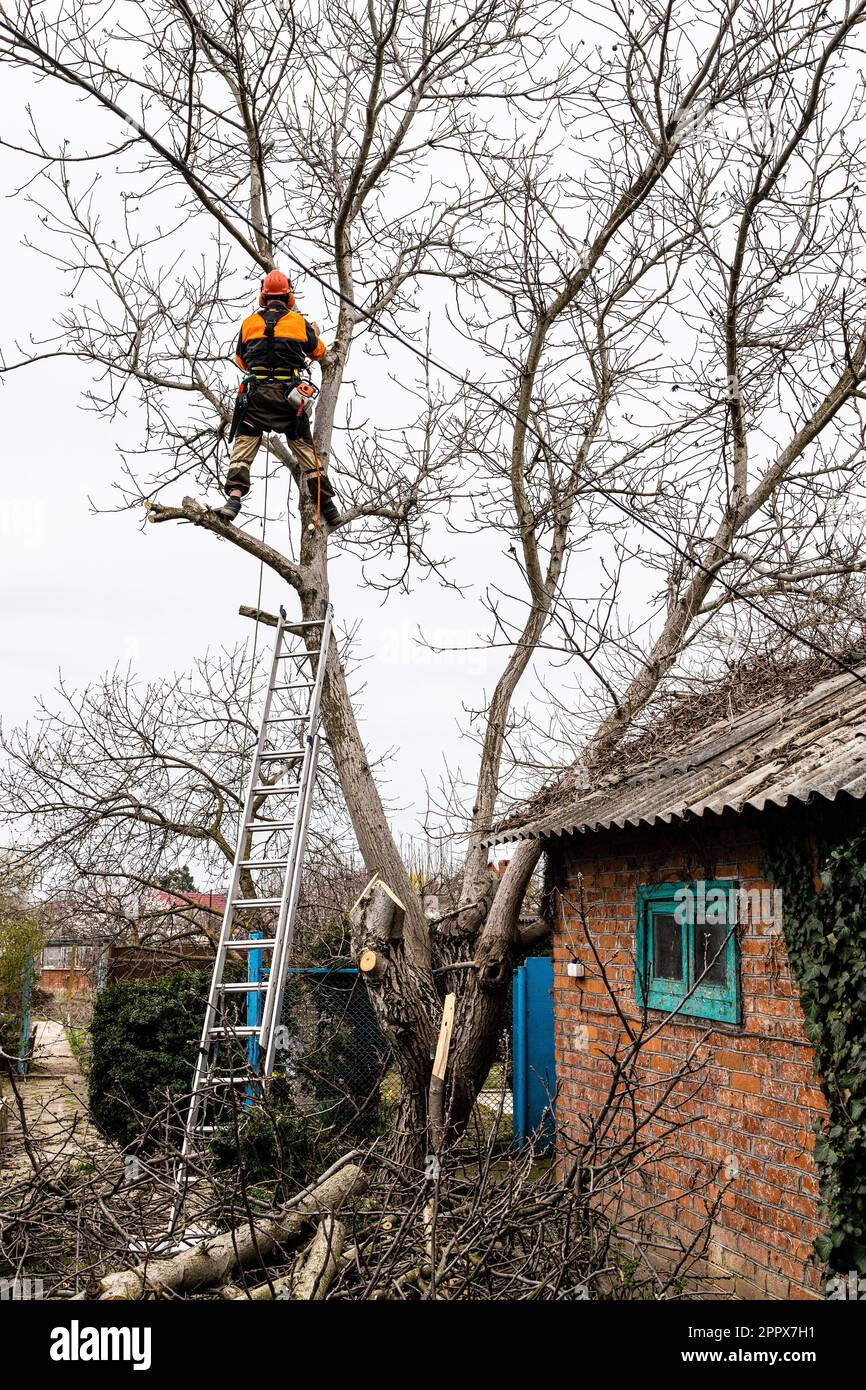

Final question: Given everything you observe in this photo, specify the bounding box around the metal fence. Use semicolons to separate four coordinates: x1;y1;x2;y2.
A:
275;968;392;1145
474;981;513;1140
271;967;514;1146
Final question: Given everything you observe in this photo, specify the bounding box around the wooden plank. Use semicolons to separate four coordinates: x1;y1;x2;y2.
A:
432;993;456;1082
348;873;380;916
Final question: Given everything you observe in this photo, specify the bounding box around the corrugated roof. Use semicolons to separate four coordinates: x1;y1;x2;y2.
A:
490;663;866;844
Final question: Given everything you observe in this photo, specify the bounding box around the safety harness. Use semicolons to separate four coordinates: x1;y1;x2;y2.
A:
228;302;320;443
256;302;297;382
227;299;326;527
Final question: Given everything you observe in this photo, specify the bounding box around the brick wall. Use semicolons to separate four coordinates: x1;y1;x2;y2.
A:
39;968;91;995
549;807;828;1299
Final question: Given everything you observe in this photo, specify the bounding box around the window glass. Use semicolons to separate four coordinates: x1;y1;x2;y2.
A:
652;912;684;981
636;882;740;1025
694;920;728;986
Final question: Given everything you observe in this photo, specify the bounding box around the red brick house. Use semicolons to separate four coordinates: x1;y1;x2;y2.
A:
38;890;227;994
494;662;866;1299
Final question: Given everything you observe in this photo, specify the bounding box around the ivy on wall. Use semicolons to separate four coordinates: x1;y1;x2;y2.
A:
767;813;866;1274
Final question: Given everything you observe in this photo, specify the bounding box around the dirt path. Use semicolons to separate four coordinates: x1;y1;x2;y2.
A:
1;1019;99;1176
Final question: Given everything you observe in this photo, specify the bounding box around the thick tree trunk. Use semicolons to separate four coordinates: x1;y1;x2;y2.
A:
350;879;437;1165
349;865;529;1157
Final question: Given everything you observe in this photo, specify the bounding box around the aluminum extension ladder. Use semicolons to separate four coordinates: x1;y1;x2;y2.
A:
167;602;333;1234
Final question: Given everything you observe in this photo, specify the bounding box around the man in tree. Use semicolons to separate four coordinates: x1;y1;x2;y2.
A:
214;270;340;527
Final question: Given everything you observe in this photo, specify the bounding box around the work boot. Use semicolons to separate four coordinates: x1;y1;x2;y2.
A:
306;473;340;528
213;494;242;524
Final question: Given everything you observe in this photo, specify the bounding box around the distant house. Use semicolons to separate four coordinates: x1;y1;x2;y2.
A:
37;890;227;994
38;901;102;998
39;939;98;996
134;889;227;945
493;661;866;1299
103;889;227;983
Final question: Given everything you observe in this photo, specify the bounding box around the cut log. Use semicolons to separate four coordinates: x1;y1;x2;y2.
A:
220;1218;346;1300
293;1216;345;1300
98;1160;366;1300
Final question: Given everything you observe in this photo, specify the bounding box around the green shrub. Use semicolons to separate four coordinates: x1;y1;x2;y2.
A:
89;969;218;1145
0;888;41;1057
209;1074;321;1202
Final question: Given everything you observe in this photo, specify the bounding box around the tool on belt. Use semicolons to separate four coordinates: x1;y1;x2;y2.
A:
228;370;319;442
228;372;258;443
286;375;319;414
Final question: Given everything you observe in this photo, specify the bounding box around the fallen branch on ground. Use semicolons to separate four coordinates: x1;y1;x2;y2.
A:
293;1215;345;1300
98;1158;366;1300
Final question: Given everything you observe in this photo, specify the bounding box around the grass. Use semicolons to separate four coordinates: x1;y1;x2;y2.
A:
66;1025;92;1076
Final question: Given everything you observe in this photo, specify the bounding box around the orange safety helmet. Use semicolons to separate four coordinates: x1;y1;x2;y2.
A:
259;269;295;308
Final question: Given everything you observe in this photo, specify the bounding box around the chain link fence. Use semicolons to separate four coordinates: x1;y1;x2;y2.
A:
273;968;513;1147
475;979;513;1141
275;968;393;1146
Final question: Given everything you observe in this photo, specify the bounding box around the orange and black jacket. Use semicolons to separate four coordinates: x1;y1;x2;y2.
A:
234;302;327;380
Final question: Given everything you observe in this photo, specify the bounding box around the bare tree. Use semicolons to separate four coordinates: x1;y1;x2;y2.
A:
0;646;362;952
4;0;866;1150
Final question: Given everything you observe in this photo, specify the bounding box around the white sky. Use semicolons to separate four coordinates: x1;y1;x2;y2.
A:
0;71;523;851
5;4;852;874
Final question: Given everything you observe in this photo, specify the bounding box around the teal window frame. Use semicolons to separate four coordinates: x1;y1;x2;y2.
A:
635;881;741;1025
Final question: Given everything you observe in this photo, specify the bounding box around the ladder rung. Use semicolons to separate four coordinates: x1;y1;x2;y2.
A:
207;1025;261;1038
231;898;283;908
265;715;310;724
206;1076;252;1086
225;936;278;948
282;618;324;627
258;750;303;761
276;651;314;661
273;681;316;691
219;981;269;992
245;821;296;832
238;858;290;868
252;785;299;796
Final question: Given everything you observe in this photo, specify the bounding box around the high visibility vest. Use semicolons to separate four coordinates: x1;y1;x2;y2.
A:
234;304;326;380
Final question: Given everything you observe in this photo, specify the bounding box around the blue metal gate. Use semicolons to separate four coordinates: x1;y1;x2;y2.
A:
512;956;556;1151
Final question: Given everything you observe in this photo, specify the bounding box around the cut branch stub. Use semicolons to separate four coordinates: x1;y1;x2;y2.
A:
359;947;387;981
350;875;407;984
